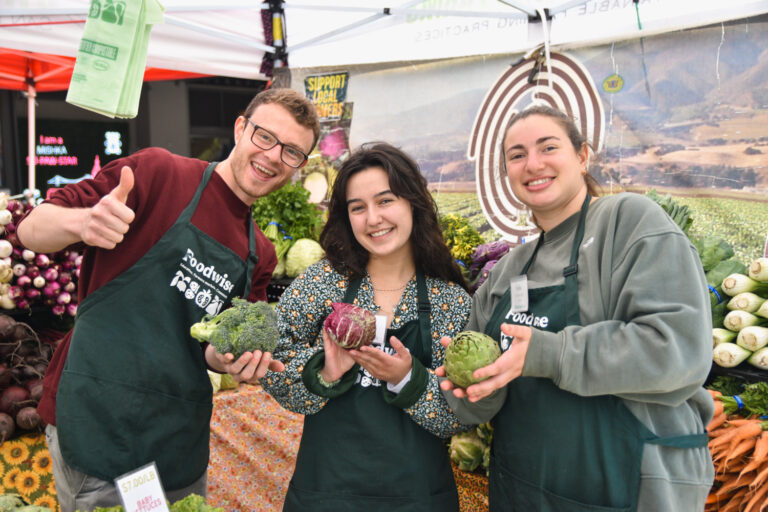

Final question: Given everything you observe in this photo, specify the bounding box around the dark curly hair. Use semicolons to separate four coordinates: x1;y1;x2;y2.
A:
319;142;467;290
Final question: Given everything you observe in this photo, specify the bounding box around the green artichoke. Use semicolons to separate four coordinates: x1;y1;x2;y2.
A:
444;331;501;388
449;430;486;472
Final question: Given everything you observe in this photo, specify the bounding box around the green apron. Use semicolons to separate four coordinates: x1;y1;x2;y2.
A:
56;162;257;490
284;272;459;512
484;195;708;511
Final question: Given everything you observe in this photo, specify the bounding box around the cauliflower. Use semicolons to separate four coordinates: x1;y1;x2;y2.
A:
189;298;278;358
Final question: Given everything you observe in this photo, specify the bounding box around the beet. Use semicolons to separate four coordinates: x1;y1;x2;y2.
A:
25;378;44;402
15;406;42;431
0;363;12;388
0;411;14;442
0;385;30;414
0;314;16;339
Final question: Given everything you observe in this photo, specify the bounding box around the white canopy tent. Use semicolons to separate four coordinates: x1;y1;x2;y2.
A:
2;0;768;194
3;0;768;79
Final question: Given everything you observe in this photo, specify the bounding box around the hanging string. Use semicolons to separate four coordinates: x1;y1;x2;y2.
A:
633;0;642;30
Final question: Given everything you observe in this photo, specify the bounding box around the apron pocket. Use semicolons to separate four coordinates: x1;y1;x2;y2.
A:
493;458;632;512
284;480;457;512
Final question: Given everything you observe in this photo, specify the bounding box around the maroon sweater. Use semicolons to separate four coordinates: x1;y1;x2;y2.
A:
21;148;277;425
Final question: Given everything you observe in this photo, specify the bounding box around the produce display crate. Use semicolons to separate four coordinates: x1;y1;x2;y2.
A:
707;362;768;385
266;278;294;303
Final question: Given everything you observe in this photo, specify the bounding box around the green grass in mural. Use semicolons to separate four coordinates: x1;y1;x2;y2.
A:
434;192;768;265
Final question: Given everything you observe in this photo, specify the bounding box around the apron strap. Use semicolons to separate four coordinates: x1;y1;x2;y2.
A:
343;277;362;303
647;432;710;449
415;271;432;367
242;215;257;298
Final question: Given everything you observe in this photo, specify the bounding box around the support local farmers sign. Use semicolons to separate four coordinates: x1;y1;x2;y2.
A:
304;71;349;121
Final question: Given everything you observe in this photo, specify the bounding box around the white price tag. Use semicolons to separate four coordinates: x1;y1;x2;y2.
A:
508;275;529;314
114;462;170;512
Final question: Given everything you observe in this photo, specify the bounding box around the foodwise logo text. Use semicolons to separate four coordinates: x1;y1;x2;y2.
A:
169;248;236;316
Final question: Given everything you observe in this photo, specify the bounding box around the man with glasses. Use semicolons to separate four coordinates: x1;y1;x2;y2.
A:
17;88;320;512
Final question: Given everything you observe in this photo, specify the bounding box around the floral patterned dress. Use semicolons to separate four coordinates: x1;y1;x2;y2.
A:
261;259;473;439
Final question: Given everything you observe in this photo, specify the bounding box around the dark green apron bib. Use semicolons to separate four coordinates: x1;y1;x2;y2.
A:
484;195;708;512
56;162;257;490
284;272;459;512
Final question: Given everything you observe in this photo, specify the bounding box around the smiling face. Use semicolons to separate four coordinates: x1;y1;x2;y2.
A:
219;103;315;205
346;166;414;263
503;114;589;230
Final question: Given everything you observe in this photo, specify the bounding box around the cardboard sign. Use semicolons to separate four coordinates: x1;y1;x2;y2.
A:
115;462;170;512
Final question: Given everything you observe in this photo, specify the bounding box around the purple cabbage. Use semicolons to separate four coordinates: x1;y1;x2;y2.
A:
323;302;376;349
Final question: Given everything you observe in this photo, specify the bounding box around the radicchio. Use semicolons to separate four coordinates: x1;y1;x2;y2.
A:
323;302;376;349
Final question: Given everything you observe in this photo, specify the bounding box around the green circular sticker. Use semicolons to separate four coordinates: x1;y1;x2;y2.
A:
602;74;624;93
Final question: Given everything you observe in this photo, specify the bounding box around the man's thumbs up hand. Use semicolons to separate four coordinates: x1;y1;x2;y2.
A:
81;166;136;249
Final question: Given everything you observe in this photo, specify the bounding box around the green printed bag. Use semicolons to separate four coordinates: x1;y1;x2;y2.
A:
66;0;164;118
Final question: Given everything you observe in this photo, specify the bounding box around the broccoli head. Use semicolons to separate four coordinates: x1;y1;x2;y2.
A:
189;298;279;358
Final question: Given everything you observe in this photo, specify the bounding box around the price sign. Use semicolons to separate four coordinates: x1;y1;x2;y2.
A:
114;462;170;512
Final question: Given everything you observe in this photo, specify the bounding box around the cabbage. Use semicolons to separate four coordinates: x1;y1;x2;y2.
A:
285;239;325;278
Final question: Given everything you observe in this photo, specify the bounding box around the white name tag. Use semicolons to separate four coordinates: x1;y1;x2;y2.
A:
508;275;529;314
115;462;170;512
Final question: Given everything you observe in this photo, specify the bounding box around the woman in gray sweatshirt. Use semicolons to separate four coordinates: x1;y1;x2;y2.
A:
440;105;714;512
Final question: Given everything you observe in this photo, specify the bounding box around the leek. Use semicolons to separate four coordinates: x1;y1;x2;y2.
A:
736;326;768;352
721;273;768;297
713;328;737;346
748;346;768;370
749;257;768;283
726;292;766;313
723;310;767;332
713;342;752;368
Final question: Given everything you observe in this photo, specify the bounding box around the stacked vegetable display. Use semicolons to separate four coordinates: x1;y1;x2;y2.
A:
0;315;52;445
0;195;80;317
712;258;768;371
705;378;768;511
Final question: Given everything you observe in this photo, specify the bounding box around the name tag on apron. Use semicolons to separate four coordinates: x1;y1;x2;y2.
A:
508;275;529;315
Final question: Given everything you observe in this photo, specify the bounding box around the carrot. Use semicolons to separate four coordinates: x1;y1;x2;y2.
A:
709;389;723;397
710;421;762;451
705;492;720;505
727;418;759;427
708;412;727;432
722;486;749;512
716;473;749;497
750;462;768;490
725;436;758;467
741;431;768;476
743;480;768;512
713;398;725;418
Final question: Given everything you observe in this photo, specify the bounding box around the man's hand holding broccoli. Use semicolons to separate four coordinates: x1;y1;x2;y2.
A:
192;298;285;384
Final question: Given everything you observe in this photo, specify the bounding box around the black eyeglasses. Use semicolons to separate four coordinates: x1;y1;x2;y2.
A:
244;119;308;168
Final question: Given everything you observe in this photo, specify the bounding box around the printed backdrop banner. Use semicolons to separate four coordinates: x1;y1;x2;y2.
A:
292;12;768;264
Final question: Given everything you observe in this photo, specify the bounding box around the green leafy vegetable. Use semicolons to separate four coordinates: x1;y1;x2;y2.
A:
190;298;279;357
708;375;744;396
251;182;324;242
645;189;693;235
694;236;736;273
170;494;223;512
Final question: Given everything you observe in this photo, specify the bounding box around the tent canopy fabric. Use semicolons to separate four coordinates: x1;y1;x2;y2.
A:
2;1;768;81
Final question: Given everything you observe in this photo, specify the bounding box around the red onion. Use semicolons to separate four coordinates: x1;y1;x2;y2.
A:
42;281;60;297
16;275;31;287
4;222;15;234
51;304;66;316
14;298;30;310
67;303;78;316
323;302;376;349
57;271;72;285
21;249;35;262
64;281;76;293
56;291;71;304
25;265;40;279
12;263;25;277
43;267;59;282
32;275;46;289
25;288;40;300
34;253;50;268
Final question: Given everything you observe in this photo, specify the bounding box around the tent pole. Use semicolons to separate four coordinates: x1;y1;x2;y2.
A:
27;81;36;201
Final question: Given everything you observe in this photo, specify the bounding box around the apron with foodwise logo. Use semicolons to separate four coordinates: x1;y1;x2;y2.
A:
483;194;708;511
57;162;256;490
284;272;459;512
